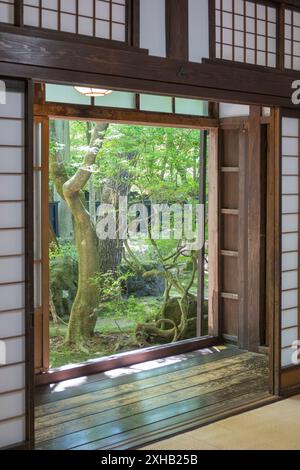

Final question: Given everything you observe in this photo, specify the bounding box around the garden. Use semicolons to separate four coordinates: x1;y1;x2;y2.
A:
49;120;208;368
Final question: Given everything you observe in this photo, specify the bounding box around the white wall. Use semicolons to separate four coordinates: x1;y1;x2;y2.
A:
0;84;26;448
188;0;209;63
140;0;166;57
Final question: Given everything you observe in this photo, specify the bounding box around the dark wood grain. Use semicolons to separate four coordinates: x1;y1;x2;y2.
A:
36;346;239;406
0;28;299;108
35;349;269;450
165;0;188;60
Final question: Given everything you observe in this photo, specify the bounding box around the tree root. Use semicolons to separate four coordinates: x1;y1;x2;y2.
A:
136;318;179;346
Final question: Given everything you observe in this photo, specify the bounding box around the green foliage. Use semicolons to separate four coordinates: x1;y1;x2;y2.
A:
91;270;159;326
49;240;78;262
97;124;201;203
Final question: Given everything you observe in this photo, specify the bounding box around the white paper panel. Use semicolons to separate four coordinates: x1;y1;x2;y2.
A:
282;290;298;310
219;103;250;118
282;308;298;329
0;175;24;201
2;337;25;365
282;137;299;156
282;327;298;349
282;157;298;176
0;283;25;311
0;311;25;338
282;347;297;368
0;391;25;421
282;214;298;232
282;118;299;137
0;148;24;173
0;202;24;229
188;0;209;63
0;364;25;394
281;116;299;369
282;176;299;194
0;120;23;146
0;1;14;24
282;252;298;271
282;195;299;214
0;418;25;448
282;233;298;253
282;271;298;291
24;6;39;27
0;91;24;118
140;0;166;57
0;257;25;284
0;230;24;256
24;0;126;41
0;82;27;449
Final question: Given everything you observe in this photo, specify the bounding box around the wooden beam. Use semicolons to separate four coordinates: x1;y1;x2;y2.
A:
34;102;218;129
0;28;299;108
165;0;188;60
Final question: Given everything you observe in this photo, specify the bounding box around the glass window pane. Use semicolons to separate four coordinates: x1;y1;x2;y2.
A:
140;94;173;113
94;91;136;109
175;98;209;116
46;84;91;105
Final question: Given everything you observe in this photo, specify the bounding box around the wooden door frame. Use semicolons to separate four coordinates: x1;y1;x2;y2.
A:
33;116;50;374
34;100;221;386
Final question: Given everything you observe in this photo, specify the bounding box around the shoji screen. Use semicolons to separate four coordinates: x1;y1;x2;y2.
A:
0;0;14;23
281;117;300;368
284;8;300;71
0;79;33;449
23;0;127;42
139;0;166;57
215;0;277;67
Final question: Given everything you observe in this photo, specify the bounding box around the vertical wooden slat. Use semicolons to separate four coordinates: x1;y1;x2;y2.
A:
298;119;300;347
238;124;248;349
208;128;220;337
41;117;50;372
165;0;188;60
277;3;285;70
24;79;35;449
274;108;282;394
247;106;262;352
266;110;276;394
197;130;208;337
14;0;24;27
130;0;140;48
209;0;216;59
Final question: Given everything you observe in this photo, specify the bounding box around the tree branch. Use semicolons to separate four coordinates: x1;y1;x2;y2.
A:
63;122;108;198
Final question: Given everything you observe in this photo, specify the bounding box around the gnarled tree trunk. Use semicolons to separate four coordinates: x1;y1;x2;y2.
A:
61;122;108;346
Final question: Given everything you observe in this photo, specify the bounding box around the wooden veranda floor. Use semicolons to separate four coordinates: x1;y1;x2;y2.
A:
35;345;270;450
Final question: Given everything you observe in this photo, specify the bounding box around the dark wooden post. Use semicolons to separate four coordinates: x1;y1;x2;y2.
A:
165;0;189;60
247;106;262;352
14;0;24;27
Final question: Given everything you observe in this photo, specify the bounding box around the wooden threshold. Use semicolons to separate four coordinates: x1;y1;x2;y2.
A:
35;336;220;386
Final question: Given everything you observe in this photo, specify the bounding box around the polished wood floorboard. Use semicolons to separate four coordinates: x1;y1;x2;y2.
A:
35;345;270;450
